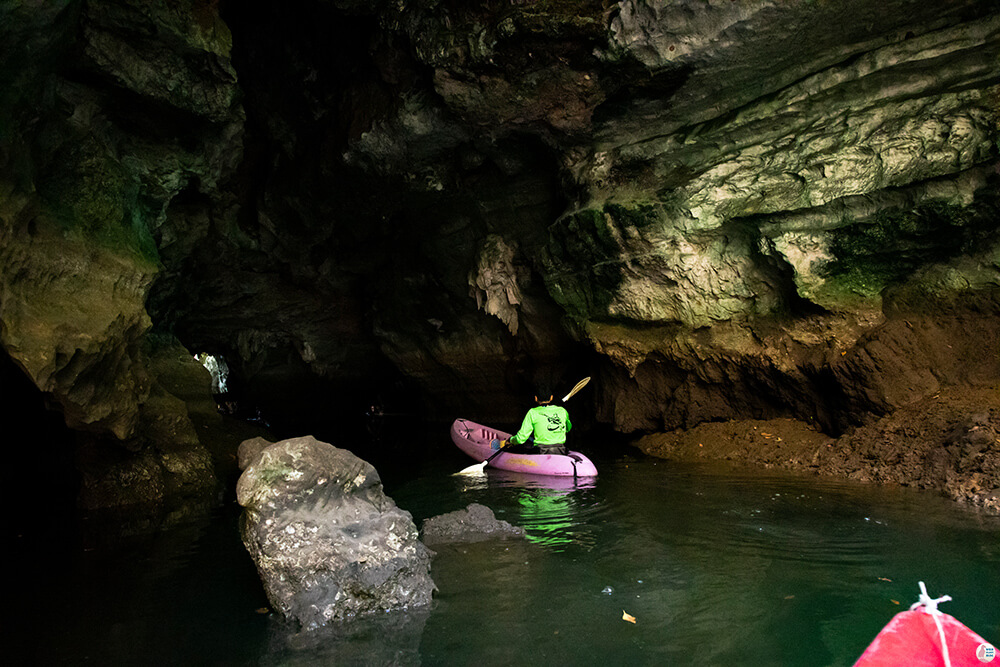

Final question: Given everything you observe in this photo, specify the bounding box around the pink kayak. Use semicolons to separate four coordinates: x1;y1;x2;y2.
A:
451;418;598;477
855;583;996;666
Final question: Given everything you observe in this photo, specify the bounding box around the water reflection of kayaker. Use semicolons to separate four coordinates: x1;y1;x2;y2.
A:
497;384;572;455
514;489;583;550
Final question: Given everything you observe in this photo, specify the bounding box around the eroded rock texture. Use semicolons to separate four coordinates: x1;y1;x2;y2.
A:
1;0;998;509
236;436;434;628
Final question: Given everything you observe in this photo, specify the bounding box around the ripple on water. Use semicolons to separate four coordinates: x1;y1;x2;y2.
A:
394;454;1000;665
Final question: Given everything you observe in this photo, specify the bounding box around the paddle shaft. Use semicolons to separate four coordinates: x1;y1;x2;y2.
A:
485;445;507;465
455;439;508;475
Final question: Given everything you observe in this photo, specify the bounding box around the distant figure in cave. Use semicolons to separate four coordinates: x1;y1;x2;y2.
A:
366;400;385;440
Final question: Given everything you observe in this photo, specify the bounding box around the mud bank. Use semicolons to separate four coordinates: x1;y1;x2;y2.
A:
635;386;1000;514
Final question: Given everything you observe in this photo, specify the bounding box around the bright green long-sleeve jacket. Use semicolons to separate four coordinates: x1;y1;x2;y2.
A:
510;404;571;446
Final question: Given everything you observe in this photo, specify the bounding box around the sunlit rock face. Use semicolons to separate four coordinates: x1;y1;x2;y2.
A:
1;0;998;508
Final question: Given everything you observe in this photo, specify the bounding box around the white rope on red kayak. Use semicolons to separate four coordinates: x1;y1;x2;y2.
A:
910;581;953;667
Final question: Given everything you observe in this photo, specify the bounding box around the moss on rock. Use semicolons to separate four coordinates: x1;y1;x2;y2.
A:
819;199;1000;303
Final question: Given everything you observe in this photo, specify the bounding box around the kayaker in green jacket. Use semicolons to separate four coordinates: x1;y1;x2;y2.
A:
498;385;571;455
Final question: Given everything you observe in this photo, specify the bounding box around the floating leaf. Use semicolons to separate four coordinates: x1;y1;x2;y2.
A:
622;610;636;624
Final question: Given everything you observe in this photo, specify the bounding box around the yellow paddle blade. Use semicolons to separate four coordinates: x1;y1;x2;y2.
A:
562;376;591;402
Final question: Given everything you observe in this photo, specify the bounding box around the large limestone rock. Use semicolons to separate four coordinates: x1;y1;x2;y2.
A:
236;436;434;628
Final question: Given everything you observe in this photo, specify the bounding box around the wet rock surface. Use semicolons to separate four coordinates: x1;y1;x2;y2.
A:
421;503;526;546
236;436;434;628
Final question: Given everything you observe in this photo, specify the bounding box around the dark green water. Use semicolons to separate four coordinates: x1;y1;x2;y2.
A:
12;443;1000;666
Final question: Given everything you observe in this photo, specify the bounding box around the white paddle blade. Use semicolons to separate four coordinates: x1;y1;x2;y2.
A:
454;460;488;476
562;376;591;402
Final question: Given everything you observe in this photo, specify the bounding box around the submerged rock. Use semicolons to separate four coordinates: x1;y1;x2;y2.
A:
236;436;434;628
421;503;526;545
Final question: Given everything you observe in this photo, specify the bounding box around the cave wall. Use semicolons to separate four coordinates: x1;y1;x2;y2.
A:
0;0;241;509
1;0;999;509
